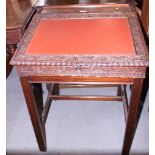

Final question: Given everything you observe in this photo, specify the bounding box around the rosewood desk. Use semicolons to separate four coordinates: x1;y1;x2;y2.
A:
11;4;148;155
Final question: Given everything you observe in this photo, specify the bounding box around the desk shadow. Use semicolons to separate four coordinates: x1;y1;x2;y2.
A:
6;151;149;155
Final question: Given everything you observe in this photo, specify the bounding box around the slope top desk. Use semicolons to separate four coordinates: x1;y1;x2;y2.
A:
11;4;148;155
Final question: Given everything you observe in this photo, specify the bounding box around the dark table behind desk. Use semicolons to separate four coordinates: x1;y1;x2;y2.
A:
6;0;38;78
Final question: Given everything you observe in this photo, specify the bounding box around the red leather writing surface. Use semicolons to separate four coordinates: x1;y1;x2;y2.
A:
26;18;135;55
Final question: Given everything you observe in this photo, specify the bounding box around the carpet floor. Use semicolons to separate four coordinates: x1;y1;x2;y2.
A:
6;69;149;155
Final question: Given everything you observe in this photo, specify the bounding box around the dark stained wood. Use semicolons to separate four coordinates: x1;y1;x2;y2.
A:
28;76;134;84
31;83;44;118
141;67;149;103
141;0;149;34
46;0;79;5
10;5;148;72
42;83;60;125
117;85;122;96
42;84;54;125
121;85;129;123
117;85;129;123
53;84;60;96
6;28;23;44
6;0;38;77
60;84;120;89
35;0;137;13
38;3;132;14
122;78;144;155
20;77;47;151
6;44;17;78
50;95;123;101
6;0;37;30
36;0;136;6
6;1;137;78
11;4;148;153
139;0;149;107
41;96;52;126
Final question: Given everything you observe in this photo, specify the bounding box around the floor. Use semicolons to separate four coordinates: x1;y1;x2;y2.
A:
6;69;149;155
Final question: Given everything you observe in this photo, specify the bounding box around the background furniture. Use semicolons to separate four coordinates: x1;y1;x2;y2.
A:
6;0;38;78
136;0;149;105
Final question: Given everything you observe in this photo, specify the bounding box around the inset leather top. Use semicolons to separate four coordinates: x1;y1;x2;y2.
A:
26;18;135;55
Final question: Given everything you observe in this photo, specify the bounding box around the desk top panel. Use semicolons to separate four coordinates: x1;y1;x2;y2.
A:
11;4;148;70
26;18;135;55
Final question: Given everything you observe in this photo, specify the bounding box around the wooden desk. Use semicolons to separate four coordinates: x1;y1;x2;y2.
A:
6;0;136;78
6;0;38;78
11;4;148;155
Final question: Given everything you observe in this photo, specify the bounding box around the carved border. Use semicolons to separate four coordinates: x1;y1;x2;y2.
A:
11;5;148;78
16;65;146;78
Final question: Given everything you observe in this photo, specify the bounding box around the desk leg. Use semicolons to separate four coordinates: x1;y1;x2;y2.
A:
20;77;47;151
122;78;144;155
32;83;44;118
